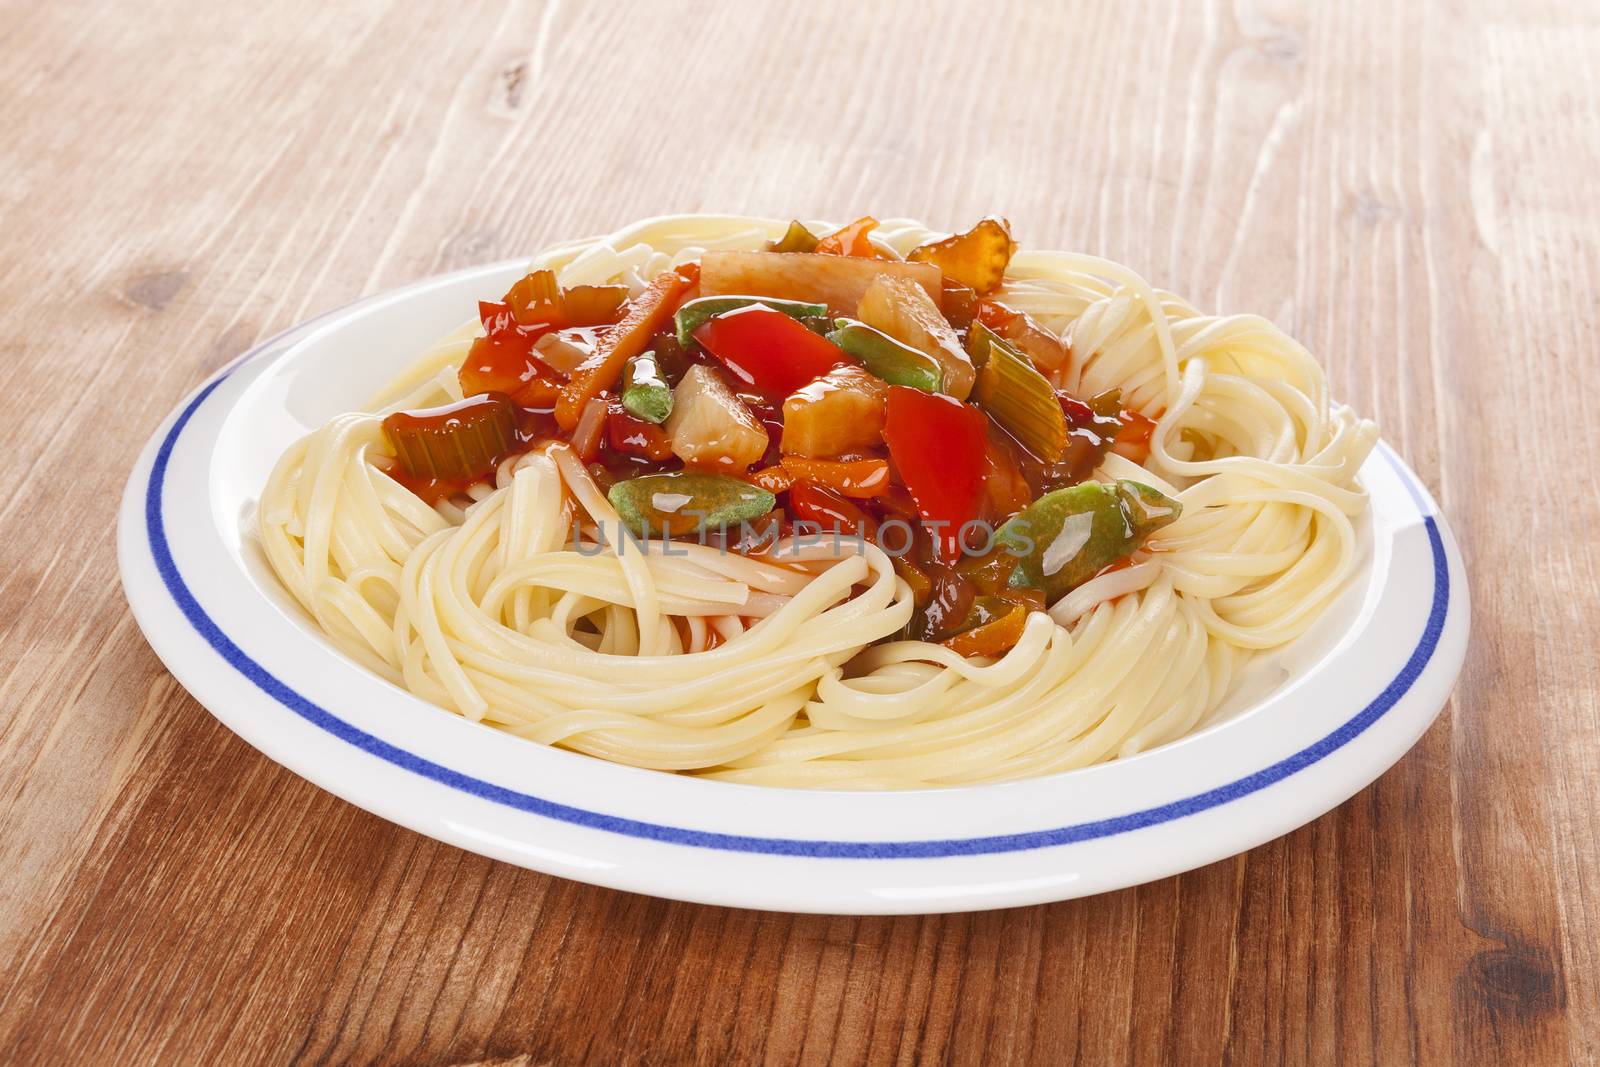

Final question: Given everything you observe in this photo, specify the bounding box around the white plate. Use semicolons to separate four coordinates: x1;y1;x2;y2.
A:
117;261;1470;915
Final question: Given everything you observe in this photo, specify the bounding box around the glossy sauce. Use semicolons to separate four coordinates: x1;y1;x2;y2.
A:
380;248;1164;657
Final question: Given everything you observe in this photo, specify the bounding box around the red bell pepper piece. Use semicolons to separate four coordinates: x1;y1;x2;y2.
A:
460;301;564;408
605;402;674;461
693;304;848;400
788;481;877;539
882;386;988;561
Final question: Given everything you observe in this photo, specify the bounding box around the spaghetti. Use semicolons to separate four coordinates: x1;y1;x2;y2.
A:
258;215;1376;788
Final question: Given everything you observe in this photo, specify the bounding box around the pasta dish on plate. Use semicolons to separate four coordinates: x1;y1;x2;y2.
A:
258;214;1376;789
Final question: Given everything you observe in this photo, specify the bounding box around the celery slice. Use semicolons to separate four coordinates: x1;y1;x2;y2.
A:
972;332;1067;460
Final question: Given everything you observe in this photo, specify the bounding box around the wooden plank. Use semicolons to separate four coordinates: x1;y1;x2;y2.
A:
0;0;1594;1062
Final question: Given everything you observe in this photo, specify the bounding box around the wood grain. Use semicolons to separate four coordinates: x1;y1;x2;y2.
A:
1;0;1595;1063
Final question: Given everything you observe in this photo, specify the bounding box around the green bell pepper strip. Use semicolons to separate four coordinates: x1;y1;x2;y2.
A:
826;320;944;392
620;350;673;424
997;479;1181;602
607;471;776;539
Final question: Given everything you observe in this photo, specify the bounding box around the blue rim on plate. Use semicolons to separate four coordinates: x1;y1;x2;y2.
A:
144;361;1448;860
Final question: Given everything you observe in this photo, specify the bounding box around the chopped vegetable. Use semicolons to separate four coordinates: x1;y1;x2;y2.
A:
857;274;975;399
693;304;849;400
1045;389;1125;487
977;299;1068;372
557;286;630;327
556;269;690;430
383;393;518;482
620;350;673;423
882;387;988;560
533;329;598;377
767;220;820;254
907;217;1016;294
504;269;629;328
504;268;559;320
975;299;1015;330
570;396;609;461
940;596;1029;657
607;402;674;460
814;216;883;258
674;294;828;346
1010;319;1068;374
778;456;890;498
1115;479;1181;537
905;563;977;642
972;329;1068;460
779;365;888;457
1058;392;1097;425
826;321;944;392
941;280;978;329
461;302;565;407
954;539;1023;594
963;320;1005;369
892;556;933;605
607;471;775;538
1112;408;1157;463
996;480;1181;601
664;364;770;471
644;331;693;384
1088;389;1122;419
746;464;795;494
700;251;942;315
788;482;875;538
584;462;619;492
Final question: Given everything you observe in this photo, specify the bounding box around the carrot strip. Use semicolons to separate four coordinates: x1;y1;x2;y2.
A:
746;465;796;494
555;270;690;430
778;456;890;498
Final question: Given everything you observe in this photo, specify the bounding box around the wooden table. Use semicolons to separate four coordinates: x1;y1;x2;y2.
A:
2;1;1595;1063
